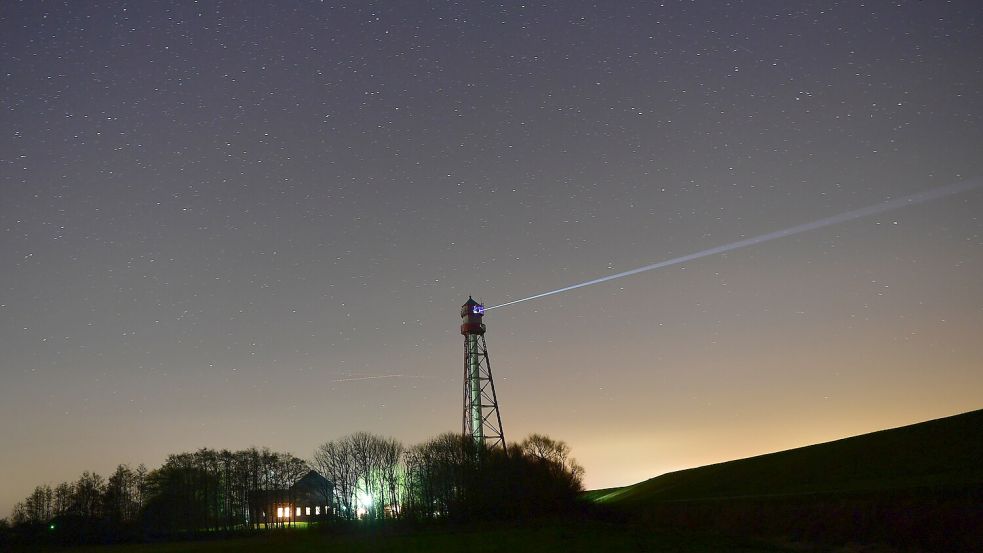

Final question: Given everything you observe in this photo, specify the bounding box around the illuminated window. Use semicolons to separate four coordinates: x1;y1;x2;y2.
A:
276;507;283;518
306;506;311;515
296;507;301;516
315;506;321;515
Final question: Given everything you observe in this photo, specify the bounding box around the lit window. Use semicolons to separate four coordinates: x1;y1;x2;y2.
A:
276;507;283;518
296;506;301;516
315;506;321;515
306;506;311;515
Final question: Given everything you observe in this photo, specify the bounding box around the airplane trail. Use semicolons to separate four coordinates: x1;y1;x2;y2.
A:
330;374;429;383
486;178;981;311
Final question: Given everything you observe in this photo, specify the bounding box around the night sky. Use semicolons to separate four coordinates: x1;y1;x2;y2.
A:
2;1;982;516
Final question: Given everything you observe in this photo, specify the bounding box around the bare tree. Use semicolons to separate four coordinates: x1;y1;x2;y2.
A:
519;433;585;486
53;482;73;517
11;485;53;525
378;437;404;518
279;452;310;527
348;432;377;518
104;464;144;523
313;432;405;520
74;472;105;519
401;432;478;520
313;438;357;519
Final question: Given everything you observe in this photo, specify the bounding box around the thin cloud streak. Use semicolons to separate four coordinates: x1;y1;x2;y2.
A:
330;374;430;383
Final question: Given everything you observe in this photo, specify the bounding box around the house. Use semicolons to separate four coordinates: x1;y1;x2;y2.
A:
251;470;334;526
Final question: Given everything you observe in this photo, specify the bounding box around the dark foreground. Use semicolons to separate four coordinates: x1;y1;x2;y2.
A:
18;410;982;552
17;521;834;553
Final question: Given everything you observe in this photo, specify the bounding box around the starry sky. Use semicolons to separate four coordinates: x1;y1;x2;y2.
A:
2;1;982;516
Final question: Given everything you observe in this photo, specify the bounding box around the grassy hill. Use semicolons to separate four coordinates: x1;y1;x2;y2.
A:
591;408;983;503
588;409;983;551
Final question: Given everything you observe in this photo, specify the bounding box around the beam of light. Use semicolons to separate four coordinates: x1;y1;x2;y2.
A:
486;178;981;311
330;374;428;383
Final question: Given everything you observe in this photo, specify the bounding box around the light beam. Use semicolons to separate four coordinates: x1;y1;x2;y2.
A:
486;178;981;311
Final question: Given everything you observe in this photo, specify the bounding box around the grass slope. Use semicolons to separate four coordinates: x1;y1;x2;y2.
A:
594;408;983;505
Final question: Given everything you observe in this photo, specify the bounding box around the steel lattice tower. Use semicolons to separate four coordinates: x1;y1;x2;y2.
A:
460;297;506;451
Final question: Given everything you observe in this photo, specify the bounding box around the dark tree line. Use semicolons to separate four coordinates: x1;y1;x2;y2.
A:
4;447;309;544
139;447;309;533
4;432;584;546
319;432;585;522
12;467;144;527
7;466;145;544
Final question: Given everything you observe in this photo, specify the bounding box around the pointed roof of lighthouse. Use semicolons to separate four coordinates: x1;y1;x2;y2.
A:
463;295;479;308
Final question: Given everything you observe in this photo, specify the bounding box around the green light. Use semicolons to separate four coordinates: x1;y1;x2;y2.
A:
355;491;374;518
49;524;56;530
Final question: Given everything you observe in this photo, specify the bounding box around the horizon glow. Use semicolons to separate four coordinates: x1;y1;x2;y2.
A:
486;178;981;311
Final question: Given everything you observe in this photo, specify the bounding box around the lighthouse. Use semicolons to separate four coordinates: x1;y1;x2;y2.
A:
460;297;506;451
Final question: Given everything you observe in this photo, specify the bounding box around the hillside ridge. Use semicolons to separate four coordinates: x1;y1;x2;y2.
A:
591;408;983;504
